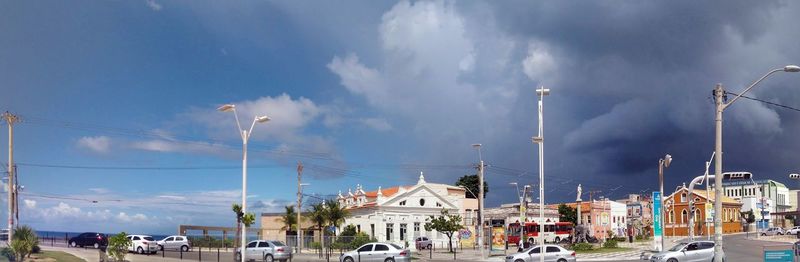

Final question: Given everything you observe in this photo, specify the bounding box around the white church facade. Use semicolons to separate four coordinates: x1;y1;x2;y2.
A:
336;173;478;249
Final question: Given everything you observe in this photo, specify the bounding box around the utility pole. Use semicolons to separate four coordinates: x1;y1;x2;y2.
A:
471;144;484;260
532;86;549;262
2;112;18;243
296;162;303;254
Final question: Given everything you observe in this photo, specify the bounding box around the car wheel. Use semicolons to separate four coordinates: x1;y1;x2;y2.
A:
235;252;242;262
779;232;784;235
427;244;432;249
138;246;144;254
554;237;561;243
384;258;395;262
761;233;766;236
667;258;678;262
94;243;100;249
515;260;525;262
557;259;567;262
70;241;77;248
343;257;354;262
181;245;189;252
265;254;274;262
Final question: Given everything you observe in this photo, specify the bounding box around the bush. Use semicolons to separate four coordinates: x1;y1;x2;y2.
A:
10;225;39;260
107;232;132;262
310;242;322;249
572;243;593;251
31;245;41;254
613;237;626;242
603;239;618;248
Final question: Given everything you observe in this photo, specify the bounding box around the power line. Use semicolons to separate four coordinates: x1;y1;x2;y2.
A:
16;162;282;171
726;92;800;112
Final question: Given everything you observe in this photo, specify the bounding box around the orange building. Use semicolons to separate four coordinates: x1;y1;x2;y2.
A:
661;187;743;236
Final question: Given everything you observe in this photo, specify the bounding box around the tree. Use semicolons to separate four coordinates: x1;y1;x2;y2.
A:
424;209;463;253
10;225;38;260
557;204;577;225
741;210;756;224
455;174;489;199
232;204;243;248
325;200;349;237
107;232;132;262
306;202;328;249
279;205;298;233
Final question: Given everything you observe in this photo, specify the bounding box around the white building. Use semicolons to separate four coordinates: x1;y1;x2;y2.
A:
716;178;790;227
336;173;478;249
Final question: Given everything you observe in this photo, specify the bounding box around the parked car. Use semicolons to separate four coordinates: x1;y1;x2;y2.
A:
68;232;107;249
647;241;723;262
414;236;432;249
127;234;159;254
235;240;292;262
786;226;800;235
762;227;785;236
157;235;191;252
504;244;576;262
339;242;411;262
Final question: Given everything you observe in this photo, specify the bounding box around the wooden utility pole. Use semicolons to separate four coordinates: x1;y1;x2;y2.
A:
3;112;19;242
296;161;303;253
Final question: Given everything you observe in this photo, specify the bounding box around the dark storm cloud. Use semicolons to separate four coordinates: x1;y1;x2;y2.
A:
473;0;800;203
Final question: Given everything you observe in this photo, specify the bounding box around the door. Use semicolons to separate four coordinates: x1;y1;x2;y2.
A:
244;241;259;260
130;236;141;251
683;242;700;262
258;241;272;260
373;244;391;262
527;247;541;262
163;237;174;250
356;244;374;262
697;242;715;261
545;246;561;261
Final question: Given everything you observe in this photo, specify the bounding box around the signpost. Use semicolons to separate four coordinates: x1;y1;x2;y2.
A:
653;192;663;251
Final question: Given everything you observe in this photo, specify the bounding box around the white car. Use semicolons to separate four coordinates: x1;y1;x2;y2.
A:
785;226;800;235
235;240;292;262
648;241;723;262
761;227;785;236
157;235;191;252
127;235;159;254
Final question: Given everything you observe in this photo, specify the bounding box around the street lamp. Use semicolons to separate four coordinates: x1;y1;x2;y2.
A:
531;86;549;262
471;143;485;260
218;103;270;262
711;65;799;262
656;154;672;251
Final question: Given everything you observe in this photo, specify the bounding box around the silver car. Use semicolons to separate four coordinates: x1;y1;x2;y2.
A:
234;240;292;262
505;245;576;262
157;235;191;252
761;227;785;236
339;242;411;262
414;236;432;250
649;241;723;262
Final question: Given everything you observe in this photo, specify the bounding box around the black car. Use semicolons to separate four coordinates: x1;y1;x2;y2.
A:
68;232;107;249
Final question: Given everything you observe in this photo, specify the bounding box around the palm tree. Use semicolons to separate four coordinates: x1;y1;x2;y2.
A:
324;200;349;237
232;204;243;248
306;202;327;249
279;205;298;234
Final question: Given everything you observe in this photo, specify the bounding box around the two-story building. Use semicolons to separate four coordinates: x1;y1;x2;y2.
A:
662;186;743;236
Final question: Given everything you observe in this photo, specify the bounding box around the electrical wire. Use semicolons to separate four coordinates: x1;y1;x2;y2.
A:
726;92;800;112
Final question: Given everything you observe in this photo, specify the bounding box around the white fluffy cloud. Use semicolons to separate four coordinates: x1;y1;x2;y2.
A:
24;199;36;209
522;42;557;82
360;118;392;131
145;0;162;11
77;136;111;153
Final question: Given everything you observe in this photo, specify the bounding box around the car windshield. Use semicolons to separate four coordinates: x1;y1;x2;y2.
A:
390;244;403;250
668;243;687;252
271;241;286;246
144;237;155;241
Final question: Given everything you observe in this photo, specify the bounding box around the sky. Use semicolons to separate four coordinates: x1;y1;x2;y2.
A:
1;0;800;235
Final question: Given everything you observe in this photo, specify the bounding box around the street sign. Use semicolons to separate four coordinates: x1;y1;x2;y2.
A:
764;249;793;262
653;192;662;235
705;203;713;222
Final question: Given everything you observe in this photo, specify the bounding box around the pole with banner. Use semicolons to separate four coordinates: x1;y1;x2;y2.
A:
653;191;663;251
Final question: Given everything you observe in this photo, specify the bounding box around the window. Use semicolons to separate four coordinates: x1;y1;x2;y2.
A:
528;247;541;254
436;202;442;207
420;198;426;206
247;242;257;248
386;223;394;241
271;241;285;246
374;244;389;251
258;242;269;248
414;222;420;233
546;246;560;253
699;242;714;249
686;243;698;251
133;236;141;241
357;225;361;233
681;193;687;202
165;237;174;242
681;210;688;224
358;244;373;252
400;200;406;206
400;224;407;241
371;224;375;238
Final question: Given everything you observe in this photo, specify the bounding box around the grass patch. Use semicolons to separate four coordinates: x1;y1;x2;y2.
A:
25;250;86;262
574;247;633;254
